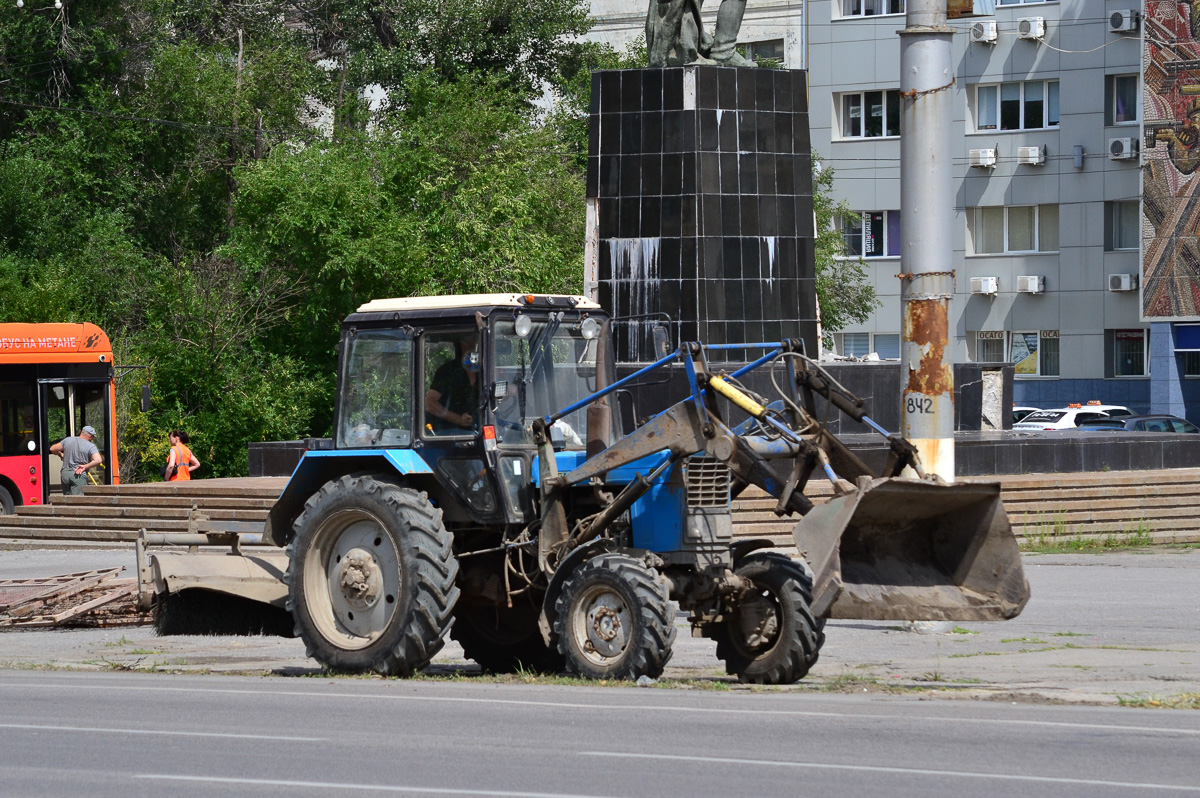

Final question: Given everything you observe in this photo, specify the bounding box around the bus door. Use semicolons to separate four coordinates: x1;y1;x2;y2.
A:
40;380;112;497
0;381;39;507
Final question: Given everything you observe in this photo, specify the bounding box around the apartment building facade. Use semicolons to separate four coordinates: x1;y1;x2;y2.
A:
586;2;1193;419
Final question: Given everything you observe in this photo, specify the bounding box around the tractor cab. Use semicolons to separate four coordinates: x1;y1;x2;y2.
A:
332;294;616;526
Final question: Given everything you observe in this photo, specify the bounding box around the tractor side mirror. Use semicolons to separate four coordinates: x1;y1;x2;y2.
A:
141;385;151;413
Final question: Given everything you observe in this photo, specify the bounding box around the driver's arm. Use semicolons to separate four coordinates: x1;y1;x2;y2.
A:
426;388;471;427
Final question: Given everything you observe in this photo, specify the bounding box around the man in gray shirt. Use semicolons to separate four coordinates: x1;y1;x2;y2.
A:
50;425;103;495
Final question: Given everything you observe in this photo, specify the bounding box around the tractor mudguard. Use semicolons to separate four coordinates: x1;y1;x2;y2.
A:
265;449;434;546
792;477;1029;621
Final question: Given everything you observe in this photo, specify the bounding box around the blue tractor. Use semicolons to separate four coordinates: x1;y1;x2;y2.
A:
153;293;1029;683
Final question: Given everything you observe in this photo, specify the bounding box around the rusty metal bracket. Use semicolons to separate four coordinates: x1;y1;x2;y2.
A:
900;77;956;99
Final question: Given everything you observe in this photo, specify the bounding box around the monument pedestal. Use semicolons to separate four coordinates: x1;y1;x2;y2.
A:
585;66;818;365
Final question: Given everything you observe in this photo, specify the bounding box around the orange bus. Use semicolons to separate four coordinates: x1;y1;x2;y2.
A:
0;323;119;513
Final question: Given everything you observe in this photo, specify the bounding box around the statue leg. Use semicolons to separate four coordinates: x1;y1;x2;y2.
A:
648;0;688;66
680;0;715;64
709;0;755;67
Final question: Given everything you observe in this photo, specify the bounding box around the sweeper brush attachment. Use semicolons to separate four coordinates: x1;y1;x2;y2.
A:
793;478;1029;622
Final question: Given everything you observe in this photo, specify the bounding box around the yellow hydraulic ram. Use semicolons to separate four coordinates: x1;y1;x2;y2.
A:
708;376;767;418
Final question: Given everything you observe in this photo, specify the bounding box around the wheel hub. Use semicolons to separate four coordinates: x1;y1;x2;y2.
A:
736;596;779;649
578;589;630;660
334;548;382;610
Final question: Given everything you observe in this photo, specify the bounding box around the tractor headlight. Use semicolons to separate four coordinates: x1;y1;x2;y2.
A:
580;317;601;340
514;314;533;338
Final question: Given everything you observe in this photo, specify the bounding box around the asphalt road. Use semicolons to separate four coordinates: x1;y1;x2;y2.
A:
0;672;1198;798
2;546;1199;703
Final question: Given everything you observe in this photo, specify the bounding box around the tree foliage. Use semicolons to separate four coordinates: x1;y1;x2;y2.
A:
812;155;879;346
0;0;591;477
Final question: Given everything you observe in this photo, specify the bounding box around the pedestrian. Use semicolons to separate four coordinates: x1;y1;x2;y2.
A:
49;425;103;495
165;430;200;481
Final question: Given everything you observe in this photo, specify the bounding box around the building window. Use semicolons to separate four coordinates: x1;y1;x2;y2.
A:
1106;200;1140;251
975;331;1006;363
837;90;901;138
968;205;1058;254
839;332;901;359
1112;329;1147;376
841;211;901;257
841;0;904;16
974;80;1059;132
1182;351;1200;377
742;39;785;65
842;332;870;357
1106;75;1139;125
874;334;901;359
1012;330;1059;377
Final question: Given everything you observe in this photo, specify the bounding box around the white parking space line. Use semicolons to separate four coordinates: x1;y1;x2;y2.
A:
0;723;323;742
579;751;1200;792
135;774;622;798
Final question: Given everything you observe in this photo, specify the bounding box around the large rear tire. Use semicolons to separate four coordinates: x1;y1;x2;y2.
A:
554;553;676;681
451;603;564;674
712;553;824;685
285;475;459;675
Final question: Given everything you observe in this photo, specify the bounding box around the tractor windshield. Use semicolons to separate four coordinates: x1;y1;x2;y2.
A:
492;316;610;449
337;329;413;448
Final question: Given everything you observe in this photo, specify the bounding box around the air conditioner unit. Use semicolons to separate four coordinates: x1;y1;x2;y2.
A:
1109;137;1139;160
969;148;997;168
1017;145;1046;165
1109;10;1140;33
1017;17;1045;40
971;276;999;295
970;20;998;43
1016;275;1045;294
1109;273;1138;292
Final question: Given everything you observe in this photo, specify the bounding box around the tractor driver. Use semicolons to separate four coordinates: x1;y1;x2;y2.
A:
425;333;481;433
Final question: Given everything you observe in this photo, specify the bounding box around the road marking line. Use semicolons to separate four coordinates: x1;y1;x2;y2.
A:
579;751;1200;792
135;774;622;798
5;680;1200;737
0;723;322;742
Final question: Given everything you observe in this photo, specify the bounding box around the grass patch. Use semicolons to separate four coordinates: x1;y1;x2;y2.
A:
1021;513;1154;553
1002;637;1047;644
1052;631;1089;637
951;627;978;635
1118;693;1200;710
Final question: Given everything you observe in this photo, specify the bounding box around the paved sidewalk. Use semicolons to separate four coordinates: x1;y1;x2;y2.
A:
1;548;1198;705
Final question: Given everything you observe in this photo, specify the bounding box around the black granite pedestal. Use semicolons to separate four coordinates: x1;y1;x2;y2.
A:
586;66;818;364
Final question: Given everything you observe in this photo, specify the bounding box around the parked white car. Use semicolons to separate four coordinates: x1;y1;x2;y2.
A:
1012;403;1132;431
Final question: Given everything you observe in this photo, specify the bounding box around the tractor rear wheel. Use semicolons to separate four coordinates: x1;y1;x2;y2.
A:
712;553;824;685
285;475;459;675
451;603;564;674
554;553;675;681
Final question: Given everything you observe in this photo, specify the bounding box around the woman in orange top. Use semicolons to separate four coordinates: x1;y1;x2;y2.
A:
166;430;200;481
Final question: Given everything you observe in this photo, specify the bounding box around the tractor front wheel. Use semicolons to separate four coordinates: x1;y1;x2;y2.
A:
712;553;824;685
554;553;676;681
286;475;459;675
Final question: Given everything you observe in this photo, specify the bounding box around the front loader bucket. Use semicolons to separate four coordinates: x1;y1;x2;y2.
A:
792;479;1029;622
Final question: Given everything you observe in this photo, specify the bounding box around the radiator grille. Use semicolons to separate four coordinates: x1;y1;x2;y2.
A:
685;456;730;507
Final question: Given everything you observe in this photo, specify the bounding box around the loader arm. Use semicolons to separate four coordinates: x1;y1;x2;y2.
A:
537;341;1029;623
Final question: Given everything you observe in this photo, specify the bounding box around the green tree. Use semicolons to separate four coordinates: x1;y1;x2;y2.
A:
812;155;879;345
